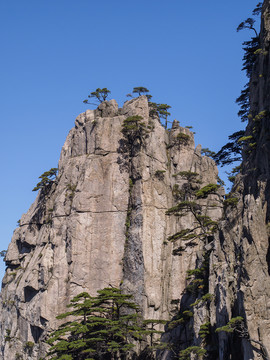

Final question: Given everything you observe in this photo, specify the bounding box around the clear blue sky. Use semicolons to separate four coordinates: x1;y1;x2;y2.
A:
0;0;260;280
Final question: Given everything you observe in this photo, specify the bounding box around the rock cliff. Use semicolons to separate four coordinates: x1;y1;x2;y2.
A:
2;1;270;359
0;96;221;359
206;1;270;359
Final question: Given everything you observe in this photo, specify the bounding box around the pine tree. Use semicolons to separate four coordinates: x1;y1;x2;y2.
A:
32;168;58;192
214;3;262;167
83;88;111;104
46;287;166;360
149;102;171;128
156;104;171;129
132;87;150;96
166;173;219;255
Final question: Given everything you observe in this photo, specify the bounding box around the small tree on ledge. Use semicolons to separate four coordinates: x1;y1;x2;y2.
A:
132;86;150;96
32;168;58;192
149;102;171;128
127;87;152;101
83;88;111;104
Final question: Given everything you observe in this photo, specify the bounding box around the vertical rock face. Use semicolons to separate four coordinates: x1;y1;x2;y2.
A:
4;3;270;359
209;1;270;359
0;96;221;359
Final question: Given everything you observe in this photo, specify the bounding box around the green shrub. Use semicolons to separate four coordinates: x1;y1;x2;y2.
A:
25;341;34;349
186;278;204;294
254;48;268;55
168;229;196;242
186;268;203;279
177;132;190;145
228;175;236;183
66;184;77;200
224;197;239;208
154;170;166;180
121;115;147;139
216;316;244;333
199;322;211;339
24;341;35;354
166;201;200;216
195;184;220;198
201;148;216;158
179;346;206;360
237;135;253;143
253;110;268;121
168;310;193;330
175;171;200;182
168;317;185;330
190;293;213;308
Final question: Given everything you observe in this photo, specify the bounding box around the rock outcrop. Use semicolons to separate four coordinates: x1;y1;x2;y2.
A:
0;96;222;359
206;1;270;359
3;2;270;359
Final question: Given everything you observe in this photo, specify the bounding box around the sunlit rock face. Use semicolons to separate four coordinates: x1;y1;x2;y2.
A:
3;2;270;356
0;95;221;359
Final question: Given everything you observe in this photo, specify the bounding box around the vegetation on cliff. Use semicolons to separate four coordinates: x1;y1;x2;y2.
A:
214;2;262;171
46;287;167;360
32;168;58;192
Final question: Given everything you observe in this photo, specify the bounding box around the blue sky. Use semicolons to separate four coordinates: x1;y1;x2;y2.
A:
0;0;260;280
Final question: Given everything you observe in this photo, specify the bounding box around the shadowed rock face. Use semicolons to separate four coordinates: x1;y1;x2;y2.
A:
0;96;221;359
210;1;270;359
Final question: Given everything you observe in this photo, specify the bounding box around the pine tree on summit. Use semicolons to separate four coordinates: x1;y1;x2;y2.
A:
132;86;150;96
83;88;111;104
126;87;152;101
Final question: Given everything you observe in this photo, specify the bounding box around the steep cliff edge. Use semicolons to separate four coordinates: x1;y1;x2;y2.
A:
209;1;270;359
4;3;270;359
0;96;221;359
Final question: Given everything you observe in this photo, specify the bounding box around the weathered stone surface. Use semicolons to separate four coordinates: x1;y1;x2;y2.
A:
0;96;221;359
3;2;270;359
207;1;270;358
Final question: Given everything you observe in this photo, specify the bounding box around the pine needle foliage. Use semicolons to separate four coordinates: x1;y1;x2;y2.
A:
179;346;206;360
215;315;268;358
148;102;171;128
215;316;244;334
213;130;244;166
32;168;58;192
166;181;219;249
176;133;190;145
195;184;220;199
198;322;211;340
46;287;166;360
175;171;200;182
83;88;111;104
121;116;149;148
156;104;171;128
0;250;7;258
132;87;150;96
127;87;152;101
214;3;262;167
